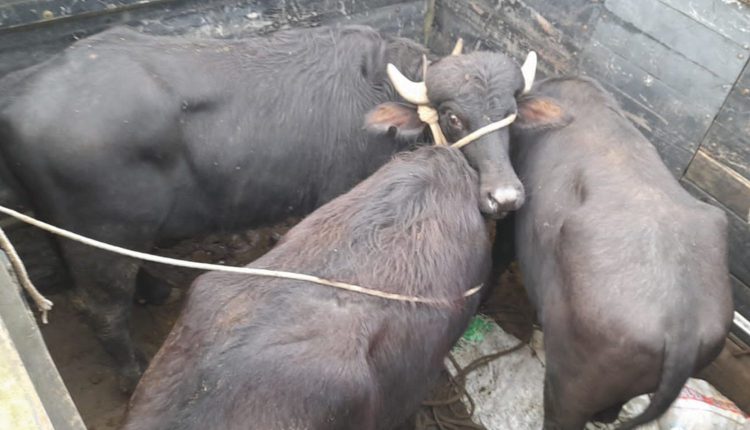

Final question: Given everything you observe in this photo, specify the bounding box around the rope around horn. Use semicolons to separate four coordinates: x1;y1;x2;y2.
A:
0;205;483;322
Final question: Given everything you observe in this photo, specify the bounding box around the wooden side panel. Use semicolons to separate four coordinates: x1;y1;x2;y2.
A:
697;335;750;414
701;62;750;180
680;179;750;308
733;276;750;330
605;0;746;82
577;41;699;176
0;0;421;77
0;259;86;430
685;150;750;222
657;0;750;46
0;0;169;29
0;316;54;430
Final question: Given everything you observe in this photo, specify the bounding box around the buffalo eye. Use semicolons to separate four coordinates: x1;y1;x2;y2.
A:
448;113;464;130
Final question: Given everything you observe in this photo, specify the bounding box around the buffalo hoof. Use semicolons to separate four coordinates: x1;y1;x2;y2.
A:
593;403;625;423
118;350;148;394
135;270;173;305
118;365;144;394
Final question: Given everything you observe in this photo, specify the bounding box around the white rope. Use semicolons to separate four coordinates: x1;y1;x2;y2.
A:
0;226;53;323
417;105;448;146
451;113;517;149
0;205;482;309
416;106;516;150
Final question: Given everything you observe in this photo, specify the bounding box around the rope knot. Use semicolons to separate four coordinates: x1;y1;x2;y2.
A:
417;105;448;146
417;104;439;125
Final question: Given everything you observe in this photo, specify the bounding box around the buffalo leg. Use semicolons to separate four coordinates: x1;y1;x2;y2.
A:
593;402;625;423
543;369;591;430
61;239;147;393
482;214;516;303
491;214;516;279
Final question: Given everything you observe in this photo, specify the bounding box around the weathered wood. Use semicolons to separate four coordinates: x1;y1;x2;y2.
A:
325;1;425;39
433;0;577;75
0;315;54;430
590;15;731;118
680;178;750;290
0;258;86;430
700;62;750;180
702;122;750;182
0;0;417;77
605;0;747;82
522;0;602;40
733;276;750;334
685;150;750;222
577;42;701;175
0;0;170;29
657;0;750;46
697;335;750;414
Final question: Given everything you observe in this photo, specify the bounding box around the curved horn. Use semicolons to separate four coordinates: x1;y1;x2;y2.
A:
451;38;464;56
386;63;430;105
521;51;537;94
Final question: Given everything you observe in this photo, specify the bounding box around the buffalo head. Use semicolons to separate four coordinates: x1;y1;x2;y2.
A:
365;43;536;218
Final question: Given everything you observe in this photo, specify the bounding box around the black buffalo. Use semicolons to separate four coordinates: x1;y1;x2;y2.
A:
497;76;733;429
0;25;532;391
122;145;490;430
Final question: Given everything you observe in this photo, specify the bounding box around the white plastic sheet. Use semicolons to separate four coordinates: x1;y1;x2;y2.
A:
449;317;748;430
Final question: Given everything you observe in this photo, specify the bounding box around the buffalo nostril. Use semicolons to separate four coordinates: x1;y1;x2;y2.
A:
485;192;499;212
491;188;520;204
487;186;525;212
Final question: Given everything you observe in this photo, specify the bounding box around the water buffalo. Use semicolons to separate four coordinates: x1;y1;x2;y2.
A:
0;24;533;391
121;145;489;430
499;76;733;429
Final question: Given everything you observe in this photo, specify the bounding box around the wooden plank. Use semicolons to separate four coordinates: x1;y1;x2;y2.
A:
685;150;750;222
522;0;602;41
591;14;731;114
733;276;750;329
0;0;169;29
0;259;86;430
702;122;750;182
697;335;750;414
435;0;577;75
0;316;54;430
0;0;414;77
578;41;704;174
700;62;750;180
579;33;716;149
657;0;750;46
325;1;425;40
680;178;750;289
605;0;747;82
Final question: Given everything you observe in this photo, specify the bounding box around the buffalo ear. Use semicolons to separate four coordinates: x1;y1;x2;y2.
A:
515;96;573;131
364;102;425;141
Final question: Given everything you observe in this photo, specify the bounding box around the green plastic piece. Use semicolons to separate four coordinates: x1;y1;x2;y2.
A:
461;315;493;343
